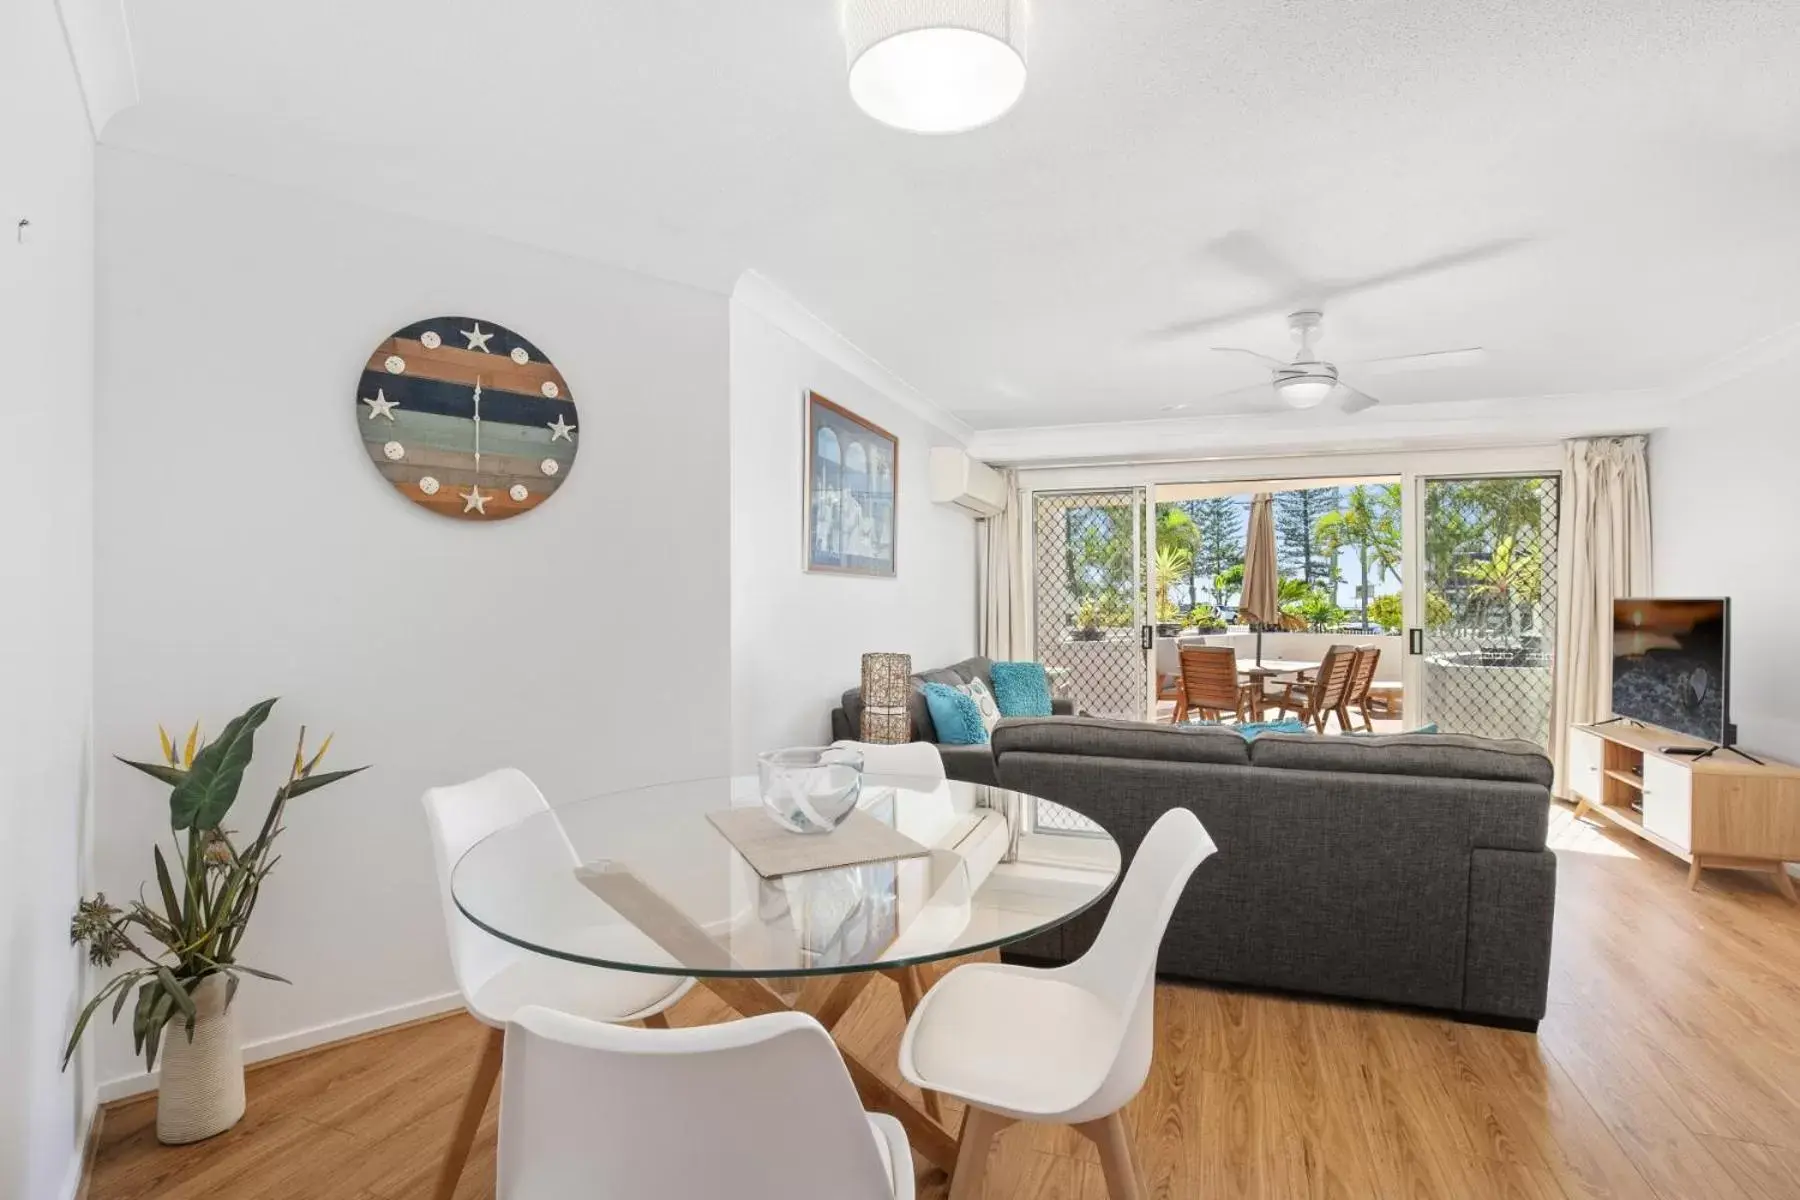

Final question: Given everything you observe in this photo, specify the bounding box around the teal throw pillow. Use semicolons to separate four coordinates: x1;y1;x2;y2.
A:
989;661;1053;717
921;682;990;745
1234;719;1310;740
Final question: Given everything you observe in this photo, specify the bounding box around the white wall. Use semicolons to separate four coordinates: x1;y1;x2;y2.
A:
0;1;97;1195
1651;351;1800;761
729;280;977;765
91;148;731;1094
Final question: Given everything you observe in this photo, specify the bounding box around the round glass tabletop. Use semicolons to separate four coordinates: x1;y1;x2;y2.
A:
452;774;1121;978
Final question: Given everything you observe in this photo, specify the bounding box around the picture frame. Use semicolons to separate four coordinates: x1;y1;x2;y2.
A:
804;391;897;576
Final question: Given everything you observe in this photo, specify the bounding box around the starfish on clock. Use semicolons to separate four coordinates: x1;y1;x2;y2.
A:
460;485;490;515
547;414;576;442
362;389;400;421
462;322;494;353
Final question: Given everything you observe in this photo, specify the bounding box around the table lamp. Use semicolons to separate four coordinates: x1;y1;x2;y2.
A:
861;652;912;745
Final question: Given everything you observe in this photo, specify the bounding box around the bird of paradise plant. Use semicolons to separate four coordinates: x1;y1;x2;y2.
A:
64;698;367;1072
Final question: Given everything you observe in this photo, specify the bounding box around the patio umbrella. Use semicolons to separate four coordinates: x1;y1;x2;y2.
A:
1240;492;1280;666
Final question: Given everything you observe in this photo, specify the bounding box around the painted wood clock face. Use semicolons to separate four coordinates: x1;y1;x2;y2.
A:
355;317;578;520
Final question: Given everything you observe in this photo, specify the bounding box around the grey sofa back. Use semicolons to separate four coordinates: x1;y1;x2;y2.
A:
991;718;1555;1022
837;656;994;743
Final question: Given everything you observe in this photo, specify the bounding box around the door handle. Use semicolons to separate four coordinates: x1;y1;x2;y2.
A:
1141;625;1154;652
1408;628;1424;655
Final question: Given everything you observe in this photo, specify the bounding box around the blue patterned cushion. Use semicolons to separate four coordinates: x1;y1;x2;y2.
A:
989;661;1053;718
921;682;990;745
1234;719;1310;740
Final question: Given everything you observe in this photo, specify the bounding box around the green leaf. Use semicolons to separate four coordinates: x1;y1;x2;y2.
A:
153;846;184;930
63;972;146;1070
230;965;290;985
143;993;175;1072
117;757;188;787
159;967;197;1022
170;698;277;831
225;974;240;1012
131;982;156;1056
279;765;369;800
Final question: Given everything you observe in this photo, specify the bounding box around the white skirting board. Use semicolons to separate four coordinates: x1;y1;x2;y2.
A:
95;991;463;1104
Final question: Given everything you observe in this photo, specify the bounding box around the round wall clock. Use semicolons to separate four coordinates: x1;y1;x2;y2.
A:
354;316;578;520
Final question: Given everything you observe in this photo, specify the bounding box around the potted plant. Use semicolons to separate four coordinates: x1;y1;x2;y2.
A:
64;698;365;1144
1187;604;1225;634
1072;598;1103;641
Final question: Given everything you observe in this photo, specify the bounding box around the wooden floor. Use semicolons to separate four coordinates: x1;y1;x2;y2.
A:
86;802;1800;1200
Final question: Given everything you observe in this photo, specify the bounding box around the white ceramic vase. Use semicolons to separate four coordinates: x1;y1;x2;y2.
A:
156;974;247;1145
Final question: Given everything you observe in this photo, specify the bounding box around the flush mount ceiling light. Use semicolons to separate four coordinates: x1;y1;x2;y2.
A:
844;0;1027;134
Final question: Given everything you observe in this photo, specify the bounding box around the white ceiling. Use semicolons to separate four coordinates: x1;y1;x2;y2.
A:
103;0;1800;435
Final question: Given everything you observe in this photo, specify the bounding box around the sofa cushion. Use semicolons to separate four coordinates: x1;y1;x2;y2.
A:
936;743;998;786
991;716;1252;767
922;682;989;745
1247;731;1553;787
989;661;1053;718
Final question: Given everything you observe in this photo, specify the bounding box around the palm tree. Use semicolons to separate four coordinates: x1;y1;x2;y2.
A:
1313;485;1401;627
1155;505;1202;607
1458;535;1541;636
1212;563;1244;608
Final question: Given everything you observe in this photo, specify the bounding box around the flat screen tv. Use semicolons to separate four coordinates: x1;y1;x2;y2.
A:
1611;598;1731;744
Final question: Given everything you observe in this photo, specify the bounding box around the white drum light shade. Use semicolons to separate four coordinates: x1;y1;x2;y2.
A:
845;0;1027;133
1275;375;1337;409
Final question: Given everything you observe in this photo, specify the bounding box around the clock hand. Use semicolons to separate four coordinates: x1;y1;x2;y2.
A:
473;377;482;474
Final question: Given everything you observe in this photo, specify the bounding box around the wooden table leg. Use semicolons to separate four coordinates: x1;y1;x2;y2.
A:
433;1024;503;1200
699;972;960;1171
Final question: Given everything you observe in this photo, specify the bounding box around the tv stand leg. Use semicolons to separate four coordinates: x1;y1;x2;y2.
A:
1773;865;1798;905
1687;856;1704;891
1571;797;1592;824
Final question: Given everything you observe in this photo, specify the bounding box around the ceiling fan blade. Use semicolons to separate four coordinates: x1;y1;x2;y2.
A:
1201;230;1310;291
1210;346;1289;370
1148;299;1307;341
1313;237;1531;307
1337;384;1381;413
1358;346;1488;373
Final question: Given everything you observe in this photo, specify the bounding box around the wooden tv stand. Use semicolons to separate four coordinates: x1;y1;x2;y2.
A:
1568;722;1800;901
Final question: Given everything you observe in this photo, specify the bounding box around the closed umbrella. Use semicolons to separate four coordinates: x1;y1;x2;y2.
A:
1240;493;1280;666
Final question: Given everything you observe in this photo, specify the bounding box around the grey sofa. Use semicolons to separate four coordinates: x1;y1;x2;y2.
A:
829;655;1075;785
992;717;1557;1028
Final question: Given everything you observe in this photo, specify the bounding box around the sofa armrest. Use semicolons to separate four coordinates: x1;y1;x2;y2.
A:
1463;847;1556;1023
1051;697;1076;717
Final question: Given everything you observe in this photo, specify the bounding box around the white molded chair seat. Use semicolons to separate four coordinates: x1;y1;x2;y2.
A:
468;954;683;1028
501;1005;914;1199
898;807;1216;1200
902;963;1123;1121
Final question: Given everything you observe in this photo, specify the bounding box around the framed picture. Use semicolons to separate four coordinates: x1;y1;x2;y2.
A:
804;391;897;576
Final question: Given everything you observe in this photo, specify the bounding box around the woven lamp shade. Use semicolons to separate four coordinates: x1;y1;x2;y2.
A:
860;652;913;745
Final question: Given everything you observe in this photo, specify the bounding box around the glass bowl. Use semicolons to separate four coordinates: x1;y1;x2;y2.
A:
756;746;864;834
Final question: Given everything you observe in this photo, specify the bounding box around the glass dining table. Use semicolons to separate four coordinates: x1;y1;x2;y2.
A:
452;772;1122;1170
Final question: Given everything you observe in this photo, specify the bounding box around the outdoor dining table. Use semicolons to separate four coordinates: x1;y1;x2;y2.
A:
451;773;1123;1172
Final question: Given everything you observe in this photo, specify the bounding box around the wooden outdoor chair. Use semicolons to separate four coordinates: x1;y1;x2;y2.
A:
1275;644;1359;732
1176;646;1261;724
1344;646;1382;732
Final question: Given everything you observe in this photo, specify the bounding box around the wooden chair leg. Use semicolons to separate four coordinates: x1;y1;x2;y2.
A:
1076;1112;1142;1200
949;1106;1011;1200
642;1010;670;1029
433;1024;504;1200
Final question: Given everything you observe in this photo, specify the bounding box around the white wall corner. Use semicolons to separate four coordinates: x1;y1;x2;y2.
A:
53;0;139;139
731;270;973;446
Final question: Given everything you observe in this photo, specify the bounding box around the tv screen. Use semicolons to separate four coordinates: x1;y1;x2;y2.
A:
1611;598;1729;743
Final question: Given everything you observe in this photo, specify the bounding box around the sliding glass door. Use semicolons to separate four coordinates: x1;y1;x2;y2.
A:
1413;475;1561;745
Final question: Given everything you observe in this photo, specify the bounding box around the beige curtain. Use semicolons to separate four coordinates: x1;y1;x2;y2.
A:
1550;436;1653;794
977;469;1025;660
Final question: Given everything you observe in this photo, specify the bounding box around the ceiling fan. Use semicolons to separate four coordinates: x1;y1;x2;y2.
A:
1209;309;1399;413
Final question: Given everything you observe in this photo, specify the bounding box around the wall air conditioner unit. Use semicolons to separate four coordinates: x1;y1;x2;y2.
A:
929;447;1007;518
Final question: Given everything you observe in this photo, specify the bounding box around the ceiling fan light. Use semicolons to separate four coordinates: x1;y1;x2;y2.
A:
1274;375;1336;409
844;0;1027;134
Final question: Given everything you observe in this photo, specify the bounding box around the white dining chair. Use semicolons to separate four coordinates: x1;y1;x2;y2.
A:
832;738;947;784
498;1004;915;1199
897;807;1216;1200
422;768;694;1200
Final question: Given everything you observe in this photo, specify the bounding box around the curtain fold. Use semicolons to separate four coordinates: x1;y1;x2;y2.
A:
977;468;1025;661
1550;436;1653;793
